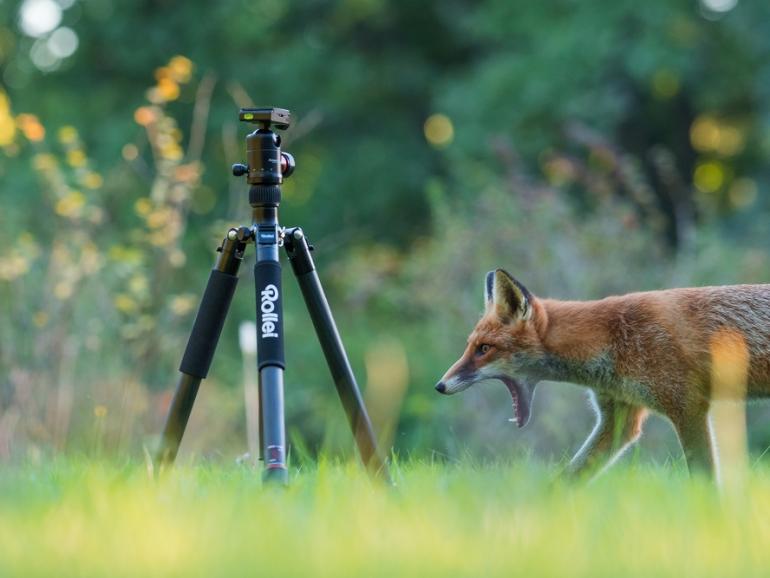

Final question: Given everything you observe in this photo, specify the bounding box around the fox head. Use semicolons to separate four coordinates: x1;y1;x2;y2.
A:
435;269;543;428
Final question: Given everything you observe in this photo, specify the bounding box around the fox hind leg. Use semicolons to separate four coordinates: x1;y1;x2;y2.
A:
673;407;717;479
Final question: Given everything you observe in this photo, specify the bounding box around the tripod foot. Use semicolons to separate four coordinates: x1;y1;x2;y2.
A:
262;466;289;486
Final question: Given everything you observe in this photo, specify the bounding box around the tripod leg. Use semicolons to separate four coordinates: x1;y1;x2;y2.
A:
156;230;247;470
284;228;391;483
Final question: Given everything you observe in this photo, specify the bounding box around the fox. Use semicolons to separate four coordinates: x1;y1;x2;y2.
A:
435;268;770;479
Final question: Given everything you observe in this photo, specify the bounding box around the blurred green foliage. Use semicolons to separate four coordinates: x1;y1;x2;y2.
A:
1;0;770;464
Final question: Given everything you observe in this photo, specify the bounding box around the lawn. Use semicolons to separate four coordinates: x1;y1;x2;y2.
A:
0;458;768;577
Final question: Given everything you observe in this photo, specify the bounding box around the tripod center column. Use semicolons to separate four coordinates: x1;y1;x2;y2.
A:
253;205;288;483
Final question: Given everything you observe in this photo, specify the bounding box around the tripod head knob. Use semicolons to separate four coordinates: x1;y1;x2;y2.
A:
232;163;248;177
280;153;295;178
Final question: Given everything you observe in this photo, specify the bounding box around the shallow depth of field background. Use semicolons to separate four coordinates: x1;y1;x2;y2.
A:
2;0;770;469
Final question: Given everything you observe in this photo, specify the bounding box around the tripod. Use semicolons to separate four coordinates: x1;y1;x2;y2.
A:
155;107;390;484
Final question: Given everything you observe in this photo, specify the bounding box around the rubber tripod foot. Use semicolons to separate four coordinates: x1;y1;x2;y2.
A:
262;467;289;486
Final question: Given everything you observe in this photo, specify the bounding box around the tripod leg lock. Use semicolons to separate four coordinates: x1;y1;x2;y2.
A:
284;227;315;276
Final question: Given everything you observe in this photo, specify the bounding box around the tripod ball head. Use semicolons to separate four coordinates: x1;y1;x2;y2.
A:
233;108;295;207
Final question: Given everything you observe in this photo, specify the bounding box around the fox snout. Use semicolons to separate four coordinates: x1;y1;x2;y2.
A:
435;378;471;394
435;363;479;395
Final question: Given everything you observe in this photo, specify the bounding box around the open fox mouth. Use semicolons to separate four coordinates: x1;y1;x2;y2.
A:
495;376;532;428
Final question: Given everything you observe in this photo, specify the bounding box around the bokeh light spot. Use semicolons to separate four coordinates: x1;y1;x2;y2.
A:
700;0;738;13
47;26;78;59
716;126;744;156
18;0;62;38
156;78;180;102
728;178;757;209
57;125;77;144
30;39;59;71
694;161;725;193
55;190;86;218
114;294;138;314
83;172;103;189
134;107;156;127
424;114;454;148
168;56;193;83
690;116;720;152
17;113;45;141
651;69;680;100
66;149;86;167
122;143;139;160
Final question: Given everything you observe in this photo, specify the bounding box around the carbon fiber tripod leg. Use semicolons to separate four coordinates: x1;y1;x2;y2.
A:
156;230;248;470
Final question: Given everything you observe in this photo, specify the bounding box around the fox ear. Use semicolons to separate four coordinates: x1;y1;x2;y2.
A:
484;270;495;306
486;269;531;322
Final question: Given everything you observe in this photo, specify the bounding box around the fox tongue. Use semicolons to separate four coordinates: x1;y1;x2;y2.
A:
499;377;531;428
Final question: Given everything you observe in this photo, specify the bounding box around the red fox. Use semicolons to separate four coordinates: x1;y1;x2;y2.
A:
436;269;770;479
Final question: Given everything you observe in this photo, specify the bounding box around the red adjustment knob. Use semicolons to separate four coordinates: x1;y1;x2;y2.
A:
280;153;295;177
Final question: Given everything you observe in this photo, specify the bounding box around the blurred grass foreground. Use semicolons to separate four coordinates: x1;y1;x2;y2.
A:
2;460;770;577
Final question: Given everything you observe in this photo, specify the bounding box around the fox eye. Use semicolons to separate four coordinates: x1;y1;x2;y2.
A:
477;344;492;356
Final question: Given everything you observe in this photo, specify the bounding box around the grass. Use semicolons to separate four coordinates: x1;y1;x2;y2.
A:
0;458;769;577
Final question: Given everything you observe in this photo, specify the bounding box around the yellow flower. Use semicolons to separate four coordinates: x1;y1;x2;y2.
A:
168;55;193;83
108;245;143;264
145;207;171;229
129;274;148;295
16;113;45;142
0;114;15;147
82;172;103;189
114;294;138;314
154;66;171;81
170;294;196;316
156;78;180;102
134;106;157;126
57;126;78;144
32;153;57;171
134;197;153;217
66;149;87;168
55;191;87;218
160;143;183;161
0;254;29;281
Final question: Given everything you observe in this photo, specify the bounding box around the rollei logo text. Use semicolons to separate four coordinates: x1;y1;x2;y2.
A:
260;284;279;338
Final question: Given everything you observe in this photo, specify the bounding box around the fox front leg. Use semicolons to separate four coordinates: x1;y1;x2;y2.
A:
564;393;648;480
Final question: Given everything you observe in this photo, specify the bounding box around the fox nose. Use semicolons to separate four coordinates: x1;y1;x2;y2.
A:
435;381;446;394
